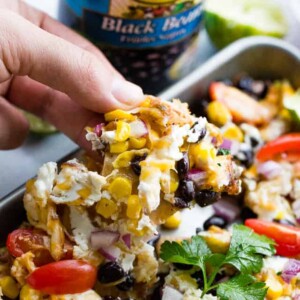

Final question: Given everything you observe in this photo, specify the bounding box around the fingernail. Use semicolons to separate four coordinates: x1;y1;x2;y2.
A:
112;79;145;106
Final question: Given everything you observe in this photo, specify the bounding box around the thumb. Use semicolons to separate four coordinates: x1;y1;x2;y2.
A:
0;10;144;112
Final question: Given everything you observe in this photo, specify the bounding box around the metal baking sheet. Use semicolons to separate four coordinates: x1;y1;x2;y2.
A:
1;36;300;246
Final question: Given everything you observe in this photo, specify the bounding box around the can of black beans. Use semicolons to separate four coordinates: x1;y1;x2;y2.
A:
58;0;204;94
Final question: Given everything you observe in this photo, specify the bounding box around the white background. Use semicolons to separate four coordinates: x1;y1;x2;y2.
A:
25;0;59;18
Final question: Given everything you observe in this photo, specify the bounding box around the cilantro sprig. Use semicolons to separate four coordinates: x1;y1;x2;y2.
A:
160;224;275;300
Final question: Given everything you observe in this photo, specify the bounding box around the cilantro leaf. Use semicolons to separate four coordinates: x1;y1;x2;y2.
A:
217;148;231;156
160;235;211;269
224;224;275;273
230;225;275;256
217;274;267;300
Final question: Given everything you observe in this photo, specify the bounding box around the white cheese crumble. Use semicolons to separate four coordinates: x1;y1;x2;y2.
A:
263;256;289;274
69;206;94;251
187;117;207;143
85;132;104;151
121;253;135;272
51;159;106;206
55;290;101;300
138;125;189;212
34;162;57;207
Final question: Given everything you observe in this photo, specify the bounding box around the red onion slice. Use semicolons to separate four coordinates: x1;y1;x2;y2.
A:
282;259;300;283
187;169;207;186
99;245;121;261
213;198;240;223
129;120;148;138
220;138;232;150
122;234;131;249
257;161;282;179
94;123;104;137
90;230;120;250
220;138;240;156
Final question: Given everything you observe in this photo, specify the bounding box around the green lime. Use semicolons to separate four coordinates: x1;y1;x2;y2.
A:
204;0;288;49
283;91;300;125
23;112;57;135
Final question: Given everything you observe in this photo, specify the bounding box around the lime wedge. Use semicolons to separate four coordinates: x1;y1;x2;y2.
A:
23;112;57;134
283;91;300;124
204;0;288;49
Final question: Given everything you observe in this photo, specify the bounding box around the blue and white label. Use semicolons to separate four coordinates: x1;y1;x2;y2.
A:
82;4;203;48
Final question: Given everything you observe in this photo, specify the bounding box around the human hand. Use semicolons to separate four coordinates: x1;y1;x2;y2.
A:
0;0;144;150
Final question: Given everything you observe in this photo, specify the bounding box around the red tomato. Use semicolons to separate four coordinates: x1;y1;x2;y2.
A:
209;82;271;125
6;229;73;266
256;133;300;161
245;219;300;257
27;260;97;294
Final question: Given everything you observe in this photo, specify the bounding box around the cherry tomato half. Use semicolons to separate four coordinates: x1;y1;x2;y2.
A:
245;219;300;257
6;229;73;266
209;82;271;125
256;133;300;161
27;260;97;295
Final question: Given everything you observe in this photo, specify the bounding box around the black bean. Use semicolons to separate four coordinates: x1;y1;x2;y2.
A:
98;262;125;284
240;207;257;221
196;227;202;234
203;215;227;230
147;234;161;247
234;149;253;168
191;271;204;289
250;137;259;148
130;154;147;176
117;274;135;291
178;180;195;203
103;297;122;300
150;276;165;300
195;190;220;207
173;263;193;270
236;76;269;99
274;219;296;226
174;197;189;208
190;123;207;142
176;152;189;179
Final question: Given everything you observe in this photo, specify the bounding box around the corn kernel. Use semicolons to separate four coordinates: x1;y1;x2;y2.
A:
20;284;42;300
129;137;147;149
110;141;129;153
128;220;147;236
163;211;182;229
223;124;244;142
265;271;283;299
55;181;71;191
96;198;118;218
207;101;232;126
0;276;19;299
201;226;231;253
170;170;179;193
104;109;136;122
109;177;132;200
127;195;142;219
115;121;131;142
77;187;91;199
189;142;217;168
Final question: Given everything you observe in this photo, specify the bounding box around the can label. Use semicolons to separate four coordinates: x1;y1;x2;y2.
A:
65;0;203;49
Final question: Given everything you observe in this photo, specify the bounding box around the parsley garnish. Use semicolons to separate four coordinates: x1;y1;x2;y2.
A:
217;148;231;156
160;224;275;300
